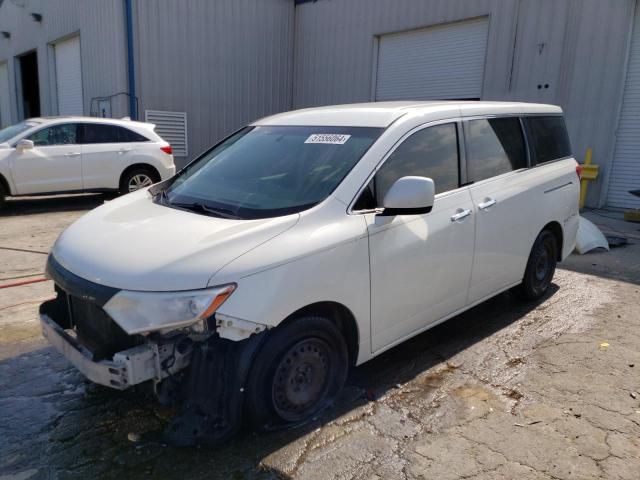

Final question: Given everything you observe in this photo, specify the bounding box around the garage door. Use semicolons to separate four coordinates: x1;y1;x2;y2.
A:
0;63;11;127
375;17;489;101
54;36;83;116
607;10;640;209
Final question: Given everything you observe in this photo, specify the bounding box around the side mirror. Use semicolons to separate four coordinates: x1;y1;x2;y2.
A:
380;176;435;216
16;139;34;151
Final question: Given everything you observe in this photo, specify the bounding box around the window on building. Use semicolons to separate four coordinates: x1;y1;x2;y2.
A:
523;116;572;165
28;124;77;146
374;123;460;205
465;117;526;182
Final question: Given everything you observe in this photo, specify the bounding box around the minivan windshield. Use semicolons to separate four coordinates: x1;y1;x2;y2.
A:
0;121;38;144
164;126;382;219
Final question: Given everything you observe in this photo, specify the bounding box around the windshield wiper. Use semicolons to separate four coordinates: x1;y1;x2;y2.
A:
169;201;240;219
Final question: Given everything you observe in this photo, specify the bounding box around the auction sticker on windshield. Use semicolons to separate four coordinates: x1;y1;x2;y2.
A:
305;134;351;144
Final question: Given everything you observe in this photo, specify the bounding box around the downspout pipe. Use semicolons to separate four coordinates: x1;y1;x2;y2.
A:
124;0;137;119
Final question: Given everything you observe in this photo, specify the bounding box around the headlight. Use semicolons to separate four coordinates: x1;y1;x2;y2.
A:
103;284;236;334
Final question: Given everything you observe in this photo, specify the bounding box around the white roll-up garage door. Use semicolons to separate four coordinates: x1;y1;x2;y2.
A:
54;36;83;116
607;10;640;209
0;63;10;127
375;17;489;101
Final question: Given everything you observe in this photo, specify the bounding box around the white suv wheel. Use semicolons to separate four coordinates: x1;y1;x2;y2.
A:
128;174;154;192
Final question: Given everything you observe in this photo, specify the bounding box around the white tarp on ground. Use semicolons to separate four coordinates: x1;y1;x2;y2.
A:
575;216;610;254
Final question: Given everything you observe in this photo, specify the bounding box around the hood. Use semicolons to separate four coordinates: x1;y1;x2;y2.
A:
52;190;299;291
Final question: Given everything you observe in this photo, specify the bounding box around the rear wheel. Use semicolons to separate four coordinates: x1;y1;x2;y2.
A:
517;230;558;300
120;167;160;194
245;316;348;430
0;183;5;209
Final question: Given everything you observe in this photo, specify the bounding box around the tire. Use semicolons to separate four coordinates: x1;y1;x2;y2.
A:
517;230;558;301
119;167;160;194
244;315;349;431
0;183;5;209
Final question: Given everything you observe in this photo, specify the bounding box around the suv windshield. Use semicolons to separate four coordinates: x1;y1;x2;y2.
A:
0;121;38;144
164;126;382;219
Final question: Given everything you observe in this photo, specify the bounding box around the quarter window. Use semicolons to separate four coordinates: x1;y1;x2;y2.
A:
374;123;460;204
28;124;77;146
119;127;149;142
465;118;527;183
523;116;572;165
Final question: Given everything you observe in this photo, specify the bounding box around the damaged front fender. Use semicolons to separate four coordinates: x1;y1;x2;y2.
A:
163;329;268;446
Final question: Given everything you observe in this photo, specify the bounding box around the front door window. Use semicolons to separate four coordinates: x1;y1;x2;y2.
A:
28;124;77;146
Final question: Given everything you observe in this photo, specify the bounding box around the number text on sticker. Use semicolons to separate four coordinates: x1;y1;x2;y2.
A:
305;134;351;145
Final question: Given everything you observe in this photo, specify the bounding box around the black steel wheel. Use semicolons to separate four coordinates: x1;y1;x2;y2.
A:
272;337;333;422
245;315;348;430
518;230;558;300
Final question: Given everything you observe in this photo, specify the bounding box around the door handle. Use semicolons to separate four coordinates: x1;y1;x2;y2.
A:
118;148;133;154
450;208;472;222
64;152;81;157
478;198;497;210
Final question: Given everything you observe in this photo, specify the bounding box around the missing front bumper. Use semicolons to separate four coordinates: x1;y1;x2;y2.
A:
40;313;190;390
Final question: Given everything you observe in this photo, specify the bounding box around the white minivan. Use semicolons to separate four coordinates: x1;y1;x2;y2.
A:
0;116;176;205
40;101;579;443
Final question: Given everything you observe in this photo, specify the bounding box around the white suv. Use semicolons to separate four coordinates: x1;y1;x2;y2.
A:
40;101;579;443
0;116;176;205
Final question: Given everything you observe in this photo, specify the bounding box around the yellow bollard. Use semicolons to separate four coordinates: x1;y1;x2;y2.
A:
579;148;599;209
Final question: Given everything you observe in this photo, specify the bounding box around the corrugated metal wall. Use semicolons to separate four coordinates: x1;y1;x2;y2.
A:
0;0;635;206
293;0;636;207
558;0;637;208
0;0;129;121
292;0;521;106
134;0;294;166
606;2;640;209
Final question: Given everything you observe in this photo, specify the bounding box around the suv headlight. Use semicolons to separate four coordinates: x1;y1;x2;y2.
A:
103;284;236;334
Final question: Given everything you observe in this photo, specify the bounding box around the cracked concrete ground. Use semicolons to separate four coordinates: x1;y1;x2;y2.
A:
1;196;639;480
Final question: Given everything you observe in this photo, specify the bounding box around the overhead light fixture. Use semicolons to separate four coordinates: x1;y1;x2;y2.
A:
30;13;42;22
1;31;10;39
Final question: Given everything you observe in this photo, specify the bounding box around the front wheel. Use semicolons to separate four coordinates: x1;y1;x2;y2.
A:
244;316;348;430
0;183;5;209
517;230;558;301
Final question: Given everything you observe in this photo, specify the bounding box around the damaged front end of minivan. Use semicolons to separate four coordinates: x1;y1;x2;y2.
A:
39;255;269;446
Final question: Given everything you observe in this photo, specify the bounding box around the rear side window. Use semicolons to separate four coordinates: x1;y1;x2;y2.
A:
523;116;572;164
374;123;460;203
81;124;119;144
465;118;527;183
80;124;149;144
